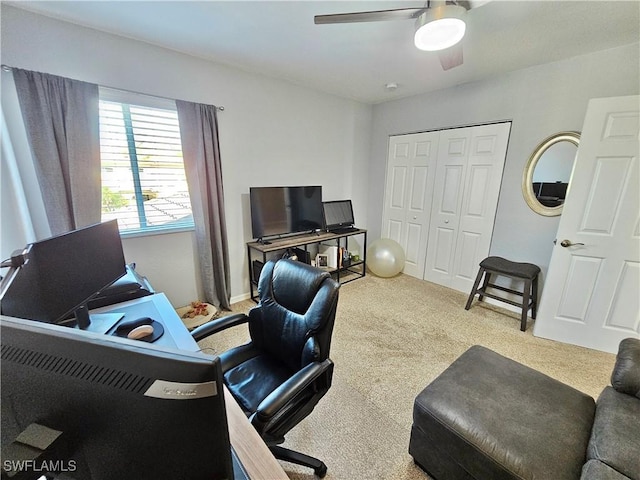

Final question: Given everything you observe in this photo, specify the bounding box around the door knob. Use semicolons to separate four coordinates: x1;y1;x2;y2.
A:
560;239;585;248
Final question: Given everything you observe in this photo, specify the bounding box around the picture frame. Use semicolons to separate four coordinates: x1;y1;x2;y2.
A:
315;253;329;268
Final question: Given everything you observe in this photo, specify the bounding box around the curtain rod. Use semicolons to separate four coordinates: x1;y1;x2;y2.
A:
1;64;225;111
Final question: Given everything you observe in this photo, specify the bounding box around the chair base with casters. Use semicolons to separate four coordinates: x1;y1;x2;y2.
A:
191;259;339;478
270;445;327;477
465;256;540;331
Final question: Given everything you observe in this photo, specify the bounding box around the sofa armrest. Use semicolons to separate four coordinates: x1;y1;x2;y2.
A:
611;337;640;398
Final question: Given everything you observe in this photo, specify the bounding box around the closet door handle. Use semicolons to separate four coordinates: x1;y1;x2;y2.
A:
560;239;585;248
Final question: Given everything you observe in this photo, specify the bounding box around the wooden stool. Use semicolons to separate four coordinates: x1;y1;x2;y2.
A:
465;256;541;331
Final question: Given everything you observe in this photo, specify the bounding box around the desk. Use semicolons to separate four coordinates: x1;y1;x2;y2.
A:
94;293;288;480
91;293;196;350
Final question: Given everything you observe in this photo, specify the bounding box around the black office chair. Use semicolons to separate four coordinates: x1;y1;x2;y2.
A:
191;258;340;477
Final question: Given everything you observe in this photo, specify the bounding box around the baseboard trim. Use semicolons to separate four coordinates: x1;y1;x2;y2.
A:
231;292;251;304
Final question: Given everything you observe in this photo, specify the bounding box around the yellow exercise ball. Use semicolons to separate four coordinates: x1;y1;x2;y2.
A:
367;238;406;278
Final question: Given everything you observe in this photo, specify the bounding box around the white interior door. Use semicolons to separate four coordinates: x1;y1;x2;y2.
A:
533;95;640;353
425;122;511;292
382;132;439;277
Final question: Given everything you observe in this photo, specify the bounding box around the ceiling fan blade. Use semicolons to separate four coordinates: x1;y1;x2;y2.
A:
438;43;464;70
314;8;425;25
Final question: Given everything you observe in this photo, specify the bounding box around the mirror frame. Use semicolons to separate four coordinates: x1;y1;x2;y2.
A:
522;131;580;217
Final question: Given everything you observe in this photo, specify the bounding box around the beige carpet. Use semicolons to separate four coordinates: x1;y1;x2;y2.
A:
197;273;616;480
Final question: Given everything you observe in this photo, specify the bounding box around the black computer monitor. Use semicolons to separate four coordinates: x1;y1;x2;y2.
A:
0;220;126;328
322;200;355;231
0;316;235;480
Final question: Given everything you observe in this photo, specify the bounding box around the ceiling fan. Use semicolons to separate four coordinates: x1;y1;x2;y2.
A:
314;1;490;70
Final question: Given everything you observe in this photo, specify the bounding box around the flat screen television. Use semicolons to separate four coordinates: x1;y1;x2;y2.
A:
323;200;355;231
0;316;236;479
0;220;126;328
250;186;324;241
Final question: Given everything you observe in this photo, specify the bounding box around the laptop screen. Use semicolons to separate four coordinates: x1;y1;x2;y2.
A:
323;200;355;229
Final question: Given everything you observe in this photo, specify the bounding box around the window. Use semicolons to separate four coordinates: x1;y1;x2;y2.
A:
99;89;193;235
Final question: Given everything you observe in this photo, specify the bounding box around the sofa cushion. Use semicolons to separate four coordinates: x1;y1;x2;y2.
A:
587;386;640;480
581;459;632;480
410;345;595;480
611;338;640;398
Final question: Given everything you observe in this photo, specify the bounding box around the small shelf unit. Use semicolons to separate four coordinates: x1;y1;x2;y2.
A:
247;229;367;302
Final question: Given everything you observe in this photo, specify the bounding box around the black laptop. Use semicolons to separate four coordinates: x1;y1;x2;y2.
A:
323;200;357;233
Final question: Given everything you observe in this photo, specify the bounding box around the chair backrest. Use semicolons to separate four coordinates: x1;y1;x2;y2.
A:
249;259;339;372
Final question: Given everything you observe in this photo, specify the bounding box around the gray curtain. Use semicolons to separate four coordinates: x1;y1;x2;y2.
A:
13;68;101;235
176;100;231;310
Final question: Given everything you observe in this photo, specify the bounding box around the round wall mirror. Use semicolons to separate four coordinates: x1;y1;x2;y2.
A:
522;131;580;216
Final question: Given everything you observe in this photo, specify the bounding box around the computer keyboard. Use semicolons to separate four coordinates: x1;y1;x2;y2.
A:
329;226;358;234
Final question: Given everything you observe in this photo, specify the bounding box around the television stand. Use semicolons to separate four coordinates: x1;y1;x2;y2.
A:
247;229;367;302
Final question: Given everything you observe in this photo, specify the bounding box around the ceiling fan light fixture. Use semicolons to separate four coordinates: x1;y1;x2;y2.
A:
414;5;467;52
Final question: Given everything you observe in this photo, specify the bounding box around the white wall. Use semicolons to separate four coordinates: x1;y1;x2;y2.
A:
0;5;373;306
368;42;640;291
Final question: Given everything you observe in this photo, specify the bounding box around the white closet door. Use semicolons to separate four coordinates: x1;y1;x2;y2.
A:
425;122;511;292
382;132;439;277
450;123;511;292
424;127;472;286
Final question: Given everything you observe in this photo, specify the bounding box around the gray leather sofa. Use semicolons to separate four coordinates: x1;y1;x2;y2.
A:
409;338;640;480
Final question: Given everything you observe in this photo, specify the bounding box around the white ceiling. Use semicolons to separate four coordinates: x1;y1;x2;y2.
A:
7;1;640;104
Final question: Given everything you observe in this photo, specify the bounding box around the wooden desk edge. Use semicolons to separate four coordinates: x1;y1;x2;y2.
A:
224;387;289;480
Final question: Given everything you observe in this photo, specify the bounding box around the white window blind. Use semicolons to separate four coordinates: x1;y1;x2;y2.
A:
99;90;193;235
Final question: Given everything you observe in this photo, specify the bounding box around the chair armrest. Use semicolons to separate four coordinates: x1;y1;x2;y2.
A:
254;359;333;424
190;313;249;341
